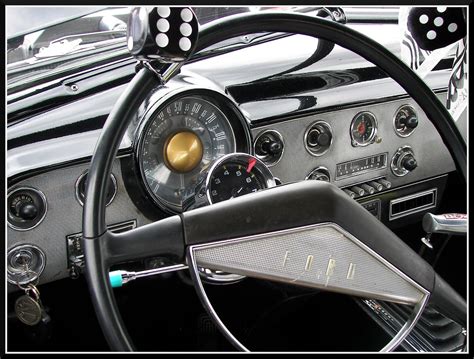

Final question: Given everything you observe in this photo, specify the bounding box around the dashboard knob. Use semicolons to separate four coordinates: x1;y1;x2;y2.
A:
254;130;284;166
401;154;418;171
304;121;332;156
307;128;332;147
343;189;356;198
400;115;418;129
377;179;392;189
351;186;365;197
17;203;38;220
360;184;375;195
261;139;282;155
368;181;383;191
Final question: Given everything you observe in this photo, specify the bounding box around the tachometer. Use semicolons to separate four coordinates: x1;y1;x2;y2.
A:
206;153;276;204
138;96;236;213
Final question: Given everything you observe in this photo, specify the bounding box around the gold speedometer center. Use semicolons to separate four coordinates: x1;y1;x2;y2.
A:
164;131;203;173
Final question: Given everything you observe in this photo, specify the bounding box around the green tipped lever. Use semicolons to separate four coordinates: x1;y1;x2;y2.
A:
108;264;188;288
109;270;126;288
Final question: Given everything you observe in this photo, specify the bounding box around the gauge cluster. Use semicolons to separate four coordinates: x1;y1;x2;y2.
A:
249;96;455;192
136;91;254;213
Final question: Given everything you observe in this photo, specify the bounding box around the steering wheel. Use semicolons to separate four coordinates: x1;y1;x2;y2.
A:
82;9;467;352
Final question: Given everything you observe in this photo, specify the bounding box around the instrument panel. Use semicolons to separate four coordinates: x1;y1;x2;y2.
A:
136;91;252;213
250;94;455;192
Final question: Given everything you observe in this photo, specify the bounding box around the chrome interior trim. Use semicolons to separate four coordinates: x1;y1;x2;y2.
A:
204;152;276;206
187;222;430;352
134;89;240;214
7;186;48;231
74;171;117;207
389;188;437;221
305;166;331;182
253;129;285;167
349;111;378;147
7;243;47;285
393;104;418;138
303;120;333;157
187;248;249;352
380;294;430;352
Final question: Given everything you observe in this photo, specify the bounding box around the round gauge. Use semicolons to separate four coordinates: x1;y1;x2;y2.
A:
138;96;237;213
7;187;47;231
206;153;276;204
350;111;377;147
305;166;330;182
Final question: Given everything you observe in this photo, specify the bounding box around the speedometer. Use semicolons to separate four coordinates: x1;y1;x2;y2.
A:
138;95;237;213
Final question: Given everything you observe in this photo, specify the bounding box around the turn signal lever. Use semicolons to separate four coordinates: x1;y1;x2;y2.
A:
421;213;467;249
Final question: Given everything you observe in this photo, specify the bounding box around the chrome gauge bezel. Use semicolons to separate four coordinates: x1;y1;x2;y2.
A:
304;120;333;157
204;152;276;205
305;166;331;182
75;170;117;207
393;104;418;138
135;88;252;214
253;129;285;167
350;111;378;147
7;244;46;285
7;187;48;232
391;145;416;177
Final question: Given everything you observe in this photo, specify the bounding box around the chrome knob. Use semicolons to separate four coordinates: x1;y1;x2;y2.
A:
360;184;375;195
351;186;365;197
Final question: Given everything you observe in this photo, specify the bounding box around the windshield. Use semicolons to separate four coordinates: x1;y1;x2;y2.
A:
7;6;309;66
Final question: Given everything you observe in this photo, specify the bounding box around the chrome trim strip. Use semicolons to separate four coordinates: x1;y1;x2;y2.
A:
380;294;429;352
187;248;249;352
187;222;430;352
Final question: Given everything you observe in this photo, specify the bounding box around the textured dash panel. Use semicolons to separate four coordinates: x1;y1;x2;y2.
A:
194;224;423;304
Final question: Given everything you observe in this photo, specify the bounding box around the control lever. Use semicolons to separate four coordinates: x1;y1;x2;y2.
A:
109;264;188;288
421;213;467;249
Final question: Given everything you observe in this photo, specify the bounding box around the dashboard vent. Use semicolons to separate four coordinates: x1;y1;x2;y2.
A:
389;188;437;220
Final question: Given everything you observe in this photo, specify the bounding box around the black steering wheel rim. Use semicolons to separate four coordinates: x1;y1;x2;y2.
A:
83;11;466;351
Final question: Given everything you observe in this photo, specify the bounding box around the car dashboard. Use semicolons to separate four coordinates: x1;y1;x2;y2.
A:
6;17;466;352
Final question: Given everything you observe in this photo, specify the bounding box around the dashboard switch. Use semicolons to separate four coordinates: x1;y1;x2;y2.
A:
343;189;356;198
261;139;282;155
400;115;418;129
17;203;38;220
394;105;418;137
254;130;284;166
361;184;375;195
391;146;417;176
402;154;418;171
368;181;383;191
378;179;392;189
351;186;365;197
304;121;333;156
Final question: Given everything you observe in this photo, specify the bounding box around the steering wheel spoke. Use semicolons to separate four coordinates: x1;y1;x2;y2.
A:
102;216;185;267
